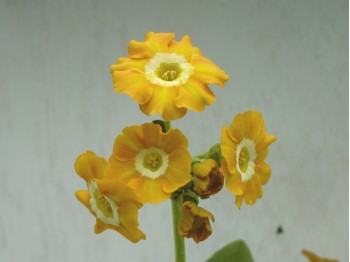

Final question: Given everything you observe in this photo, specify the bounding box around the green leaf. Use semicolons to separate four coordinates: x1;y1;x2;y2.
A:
206;240;254;262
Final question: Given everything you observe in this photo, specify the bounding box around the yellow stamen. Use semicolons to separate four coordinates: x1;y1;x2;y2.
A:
156;62;182;81
143;152;163;171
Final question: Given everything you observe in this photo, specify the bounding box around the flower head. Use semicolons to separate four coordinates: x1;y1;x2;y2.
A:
302;249;338;262
110;32;229;120
74;151;146;243
221;111;276;208
109;123;192;204
178;201;215;243
193;159;224;197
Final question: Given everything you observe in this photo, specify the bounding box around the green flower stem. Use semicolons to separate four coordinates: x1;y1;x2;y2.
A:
171;196;186;262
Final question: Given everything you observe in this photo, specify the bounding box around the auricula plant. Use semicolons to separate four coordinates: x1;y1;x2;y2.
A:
74;32;276;262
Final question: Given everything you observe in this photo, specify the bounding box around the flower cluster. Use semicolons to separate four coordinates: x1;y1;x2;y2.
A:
74;32;275;244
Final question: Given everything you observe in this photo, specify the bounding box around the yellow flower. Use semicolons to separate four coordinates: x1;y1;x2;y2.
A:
193;159;224;197
178;201;215;243
74;151;146;243
109;123;192;204
221;111;276;208
302;249;338;262
110;32;229;121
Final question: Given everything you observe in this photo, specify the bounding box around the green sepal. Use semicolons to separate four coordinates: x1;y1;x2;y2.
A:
182;191;199;205
152;120;171;133
207;143;222;166
206;240;254;262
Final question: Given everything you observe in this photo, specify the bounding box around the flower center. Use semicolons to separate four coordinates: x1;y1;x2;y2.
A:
145;53;193;88
88;181;119;227
135;147;169;179
236;139;257;182
238;147;250;173
156;62;182;81
143;152;163;172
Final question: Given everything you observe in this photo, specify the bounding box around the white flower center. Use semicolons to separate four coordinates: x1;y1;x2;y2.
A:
135;147;169;179
88;181;119;227
236;139;257;182
145;53;193;87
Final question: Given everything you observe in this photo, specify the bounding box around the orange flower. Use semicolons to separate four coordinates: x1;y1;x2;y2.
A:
193;159;224;197
74;151;146;243
221;111;276;208
110;32;229;120
109;123;192;204
178;201;215;243
302;249;338;262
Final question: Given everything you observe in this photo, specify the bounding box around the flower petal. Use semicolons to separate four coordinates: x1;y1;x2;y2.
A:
169;35;202;61
111;69;153;105
110;57;147;72
113;125;145;161
128;32;175;59
221;127;238;173
244;179;258;205
108;157;140;184
95;179;142;206
254;175;264;199
75;190;95;215
175;79;216;112
140;85;187;121
117;202;146;243
74;151;107;182
162;165;192;193
94;219;112;234
161;128;189;153
128;176;169;204
191;54;229;87
222;160;244;195
235;195;244;209
255;162;271;185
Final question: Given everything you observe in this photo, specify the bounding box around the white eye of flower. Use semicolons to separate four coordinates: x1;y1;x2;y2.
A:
88;181;119;227
135;147;169;179
145;53;193;88
236;139;257;182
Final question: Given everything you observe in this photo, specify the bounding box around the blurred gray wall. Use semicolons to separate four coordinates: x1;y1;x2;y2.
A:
0;0;348;261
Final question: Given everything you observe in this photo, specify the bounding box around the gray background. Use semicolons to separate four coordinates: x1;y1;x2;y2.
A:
0;0;348;261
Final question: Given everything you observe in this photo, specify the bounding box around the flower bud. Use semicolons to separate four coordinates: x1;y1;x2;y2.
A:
178;201;215;243
193;159;224;197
